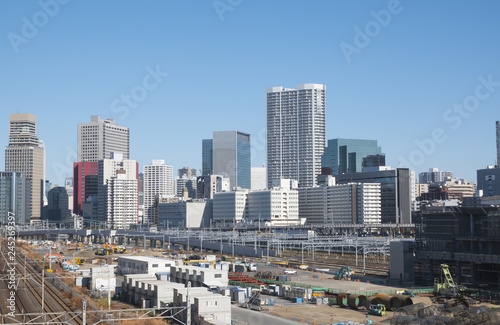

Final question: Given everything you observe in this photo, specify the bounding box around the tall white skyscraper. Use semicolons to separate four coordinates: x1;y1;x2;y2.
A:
97;153;138;229
5;113;45;222
77;115;130;162
143;160;174;224
266;84;326;188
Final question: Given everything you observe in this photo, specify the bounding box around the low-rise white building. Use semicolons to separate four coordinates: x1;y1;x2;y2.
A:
247;188;300;226
213;189;248;226
170;265;228;287
157;199;213;228
213;184;301;227
117;256;181;275
174;287;231;325
89;265;116;294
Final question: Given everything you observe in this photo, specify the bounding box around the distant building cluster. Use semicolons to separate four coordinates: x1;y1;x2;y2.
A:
2;89;499;230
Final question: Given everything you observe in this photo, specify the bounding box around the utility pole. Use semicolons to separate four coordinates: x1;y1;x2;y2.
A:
41;269;45;312
108;267;111;310
83;300;87;324
24;255;27;291
186;281;191;325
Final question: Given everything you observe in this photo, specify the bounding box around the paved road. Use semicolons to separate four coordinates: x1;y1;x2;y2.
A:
231;305;306;325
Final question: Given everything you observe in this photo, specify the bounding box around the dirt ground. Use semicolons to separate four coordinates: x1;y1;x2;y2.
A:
264;302;391;324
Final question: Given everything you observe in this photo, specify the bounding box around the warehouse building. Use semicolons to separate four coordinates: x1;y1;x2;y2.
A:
117;256;181;275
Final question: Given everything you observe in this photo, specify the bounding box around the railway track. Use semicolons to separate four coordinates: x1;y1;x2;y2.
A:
270;256;389;278
14;252;86;325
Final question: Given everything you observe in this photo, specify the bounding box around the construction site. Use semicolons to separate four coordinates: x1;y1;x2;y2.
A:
4;224;500;325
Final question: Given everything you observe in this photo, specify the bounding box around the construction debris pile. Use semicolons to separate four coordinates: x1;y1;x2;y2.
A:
391;304;500;325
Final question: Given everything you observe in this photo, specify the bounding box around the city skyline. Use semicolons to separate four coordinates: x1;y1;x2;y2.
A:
1;2;499;185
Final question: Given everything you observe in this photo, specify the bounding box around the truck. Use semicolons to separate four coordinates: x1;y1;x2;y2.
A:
247;263;257;272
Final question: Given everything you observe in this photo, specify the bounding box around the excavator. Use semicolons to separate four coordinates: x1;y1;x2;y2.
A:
43;253;64;262
334;266;353;280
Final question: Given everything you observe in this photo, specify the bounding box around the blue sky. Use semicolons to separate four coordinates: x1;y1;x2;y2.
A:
1;0;499;186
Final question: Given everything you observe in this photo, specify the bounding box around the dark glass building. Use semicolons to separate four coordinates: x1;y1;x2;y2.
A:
322;138;383;175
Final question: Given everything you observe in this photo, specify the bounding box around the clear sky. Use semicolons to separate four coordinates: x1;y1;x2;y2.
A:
1;0;499;186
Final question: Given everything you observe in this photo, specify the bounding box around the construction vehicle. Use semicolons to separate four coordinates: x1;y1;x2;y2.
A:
115;245;127;253
43;253;64;262
334;266;352;280
247;263;257;272
95;248;112;256
368;304;386;316
183;260;216;268
434;264;465;297
75;257;85;265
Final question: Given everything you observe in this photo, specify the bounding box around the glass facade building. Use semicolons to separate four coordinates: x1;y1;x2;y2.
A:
0;171;31;224
322;138;383;175
202;139;213;176
335;168;412;224
210;131;251;190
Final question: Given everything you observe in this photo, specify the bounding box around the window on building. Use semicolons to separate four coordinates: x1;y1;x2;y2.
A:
214;274;222;278
152;264;158;268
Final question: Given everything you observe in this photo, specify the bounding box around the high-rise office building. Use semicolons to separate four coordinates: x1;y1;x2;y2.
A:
77;115;129;162
178;167;197;179
335;167;413;224
0;171;31;224
202;139;213;176
5;113;45;221
176;176;197;199
46;187;71;222
73;162;99;215
204;131;251;189
418;168;453;184
496;121;499;166
322;138;383;175
143;160;174;224
97;153;139;229
477;165;500;197
299;182;382;225
266;84;326;188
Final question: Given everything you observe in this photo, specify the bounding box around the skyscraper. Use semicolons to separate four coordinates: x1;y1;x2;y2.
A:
496;121;499;166
0;172;31;224
143;160;174;224
178;167;197;178
5;113;45;221
46;187;71;222
212;131;251;189
266;84;326;188
73;161;99;215
322;138;383;175
202;139;213;176
98;153;138;229
77;115;129;162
